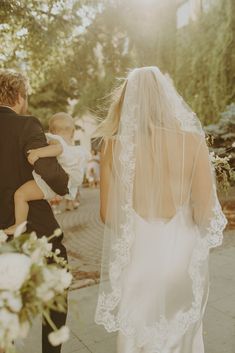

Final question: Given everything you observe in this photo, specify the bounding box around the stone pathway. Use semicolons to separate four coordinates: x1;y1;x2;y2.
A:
17;188;235;353
57;188;104;289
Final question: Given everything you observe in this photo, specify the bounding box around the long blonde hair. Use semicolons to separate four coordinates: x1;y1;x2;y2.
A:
94;80;128;141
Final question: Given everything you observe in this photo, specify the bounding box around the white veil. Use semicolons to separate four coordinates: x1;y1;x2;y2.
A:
95;67;227;350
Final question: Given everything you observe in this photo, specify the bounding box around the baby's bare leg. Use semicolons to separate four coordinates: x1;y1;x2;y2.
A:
4;180;44;234
14;180;44;224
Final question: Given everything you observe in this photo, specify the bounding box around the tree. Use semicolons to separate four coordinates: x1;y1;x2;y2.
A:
175;0;235;124
0;0;234;125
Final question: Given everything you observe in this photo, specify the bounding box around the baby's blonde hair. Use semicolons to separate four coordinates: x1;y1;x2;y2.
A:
49;112;75;137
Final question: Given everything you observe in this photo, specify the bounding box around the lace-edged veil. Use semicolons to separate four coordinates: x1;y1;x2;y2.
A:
95;67;227;348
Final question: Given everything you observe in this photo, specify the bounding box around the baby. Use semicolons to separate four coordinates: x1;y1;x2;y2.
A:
5;112;89;235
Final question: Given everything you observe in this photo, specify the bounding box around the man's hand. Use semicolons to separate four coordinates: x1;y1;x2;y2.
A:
23;117;69;195
27;149;40;165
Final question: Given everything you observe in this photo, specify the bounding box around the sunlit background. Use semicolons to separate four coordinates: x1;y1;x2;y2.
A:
0;0;234;155
0;2;235;352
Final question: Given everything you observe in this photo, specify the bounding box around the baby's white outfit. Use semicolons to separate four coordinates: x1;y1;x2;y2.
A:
33;133;89;200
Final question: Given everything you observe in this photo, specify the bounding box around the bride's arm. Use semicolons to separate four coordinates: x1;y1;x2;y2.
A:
191;139;214;228
100;139;113;224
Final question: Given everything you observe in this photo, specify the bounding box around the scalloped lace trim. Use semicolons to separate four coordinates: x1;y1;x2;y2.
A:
95;115;227;352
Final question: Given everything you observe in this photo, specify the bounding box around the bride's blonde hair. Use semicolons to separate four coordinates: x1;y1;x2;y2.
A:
94;80;128;140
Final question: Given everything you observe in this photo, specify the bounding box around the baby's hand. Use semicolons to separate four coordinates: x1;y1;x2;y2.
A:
27;150;39;165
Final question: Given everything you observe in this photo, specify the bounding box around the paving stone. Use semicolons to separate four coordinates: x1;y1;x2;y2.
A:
16;189;235;353
204;306;235;353
56;188;104;290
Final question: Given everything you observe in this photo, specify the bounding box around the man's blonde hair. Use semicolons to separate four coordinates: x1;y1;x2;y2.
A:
0;69;29;106
49;112;75;135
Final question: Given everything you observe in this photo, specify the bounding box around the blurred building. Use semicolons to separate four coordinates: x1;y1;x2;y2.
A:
176;0;214;28
74;113;99;152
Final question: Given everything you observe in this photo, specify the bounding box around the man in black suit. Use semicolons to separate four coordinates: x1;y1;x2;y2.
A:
0;69;69;353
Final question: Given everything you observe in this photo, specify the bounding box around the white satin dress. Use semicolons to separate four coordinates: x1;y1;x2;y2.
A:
117;205;207;353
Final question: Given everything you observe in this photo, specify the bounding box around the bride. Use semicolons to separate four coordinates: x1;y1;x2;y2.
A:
95;66;227;353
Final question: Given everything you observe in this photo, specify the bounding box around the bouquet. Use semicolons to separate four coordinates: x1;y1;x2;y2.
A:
0;223;72;353
210;151;235;192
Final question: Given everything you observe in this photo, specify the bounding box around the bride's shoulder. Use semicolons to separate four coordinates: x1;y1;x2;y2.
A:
184;131;205;145
184;131;206;157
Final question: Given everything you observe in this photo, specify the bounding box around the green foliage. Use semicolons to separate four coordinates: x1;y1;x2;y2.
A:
0;0;234;127
175;0;235;124
72;3;133;117
0;0;81;123
206;103;235;165
206;103;235;191
207;103;235;139
211;153;235;192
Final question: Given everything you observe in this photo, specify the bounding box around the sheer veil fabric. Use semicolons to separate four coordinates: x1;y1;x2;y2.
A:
95;67;227;353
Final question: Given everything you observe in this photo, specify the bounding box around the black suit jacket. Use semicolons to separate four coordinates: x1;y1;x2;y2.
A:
0;106;69;235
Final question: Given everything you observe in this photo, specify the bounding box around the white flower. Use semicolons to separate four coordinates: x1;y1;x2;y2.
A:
30;232;37;241
232;141;235;148
0;230;7;244
54;228;62;237
0;308;20;340
38;236;53;256
36;267;72;303
8;294;22;312
209;151;216;162
48;326;70;346
36;284;55;302
42;267;72;293
0;253;31;291
57;269;73;291
30;248;44;264
23;235;52;259
14;221;27;238
0;291;22;312
19;320;30;338
22;240;31;254
35;267;72;305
